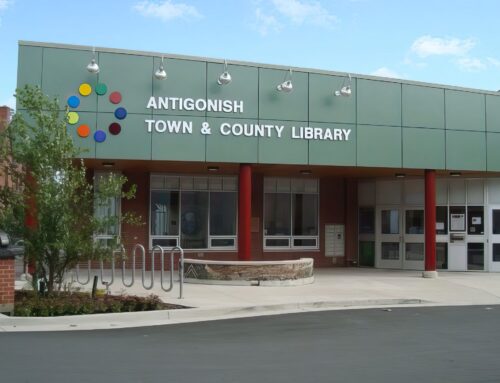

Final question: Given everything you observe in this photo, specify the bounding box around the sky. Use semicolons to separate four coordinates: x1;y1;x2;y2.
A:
1;0;499;109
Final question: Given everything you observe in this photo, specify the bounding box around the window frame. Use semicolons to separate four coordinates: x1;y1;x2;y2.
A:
263;177;320;251
93;171;122;246
149;174;238;251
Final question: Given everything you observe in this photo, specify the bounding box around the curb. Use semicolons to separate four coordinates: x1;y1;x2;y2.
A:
0;298;427;332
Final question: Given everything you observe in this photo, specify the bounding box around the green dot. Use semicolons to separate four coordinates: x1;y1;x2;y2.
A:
95;83;107;96
67;112;79;125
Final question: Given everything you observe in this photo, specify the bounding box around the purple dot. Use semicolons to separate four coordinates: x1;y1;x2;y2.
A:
94;130;106;143
109;123;121;135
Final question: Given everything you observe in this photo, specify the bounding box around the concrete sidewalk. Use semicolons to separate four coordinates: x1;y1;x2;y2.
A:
2;268;500;332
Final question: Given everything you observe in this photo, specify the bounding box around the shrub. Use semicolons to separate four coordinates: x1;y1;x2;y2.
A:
14;291;186;317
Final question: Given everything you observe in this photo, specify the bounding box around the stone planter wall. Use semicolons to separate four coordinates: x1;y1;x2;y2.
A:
184;258;314;286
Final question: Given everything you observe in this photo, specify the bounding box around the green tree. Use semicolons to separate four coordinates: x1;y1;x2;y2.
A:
0;85;141;294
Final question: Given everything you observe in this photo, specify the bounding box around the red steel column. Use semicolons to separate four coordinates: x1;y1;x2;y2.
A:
238;164;252;261
424;169;437;277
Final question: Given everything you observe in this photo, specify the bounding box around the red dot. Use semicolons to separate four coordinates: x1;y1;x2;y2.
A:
109;91;122;104
109;123;121;135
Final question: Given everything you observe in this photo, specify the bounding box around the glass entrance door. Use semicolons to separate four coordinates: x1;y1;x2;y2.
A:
376;207;402;269
376;207;425;270
489;207;500;272
403;208;425;270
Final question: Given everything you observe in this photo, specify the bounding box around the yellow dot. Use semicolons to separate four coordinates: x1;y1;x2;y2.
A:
67;112;79;125
79;83;92;96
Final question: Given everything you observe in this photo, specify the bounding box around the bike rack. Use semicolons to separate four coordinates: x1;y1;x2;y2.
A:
73;243;185;298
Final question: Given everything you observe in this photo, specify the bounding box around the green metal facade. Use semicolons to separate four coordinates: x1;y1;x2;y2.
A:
17;41;500;171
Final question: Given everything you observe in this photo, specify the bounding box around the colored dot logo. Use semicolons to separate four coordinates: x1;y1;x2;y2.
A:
66;83;127;143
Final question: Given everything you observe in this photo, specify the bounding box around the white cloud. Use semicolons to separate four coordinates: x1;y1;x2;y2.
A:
456;57;486;72
253;8;281;36
0;0;12;26
0;0;12;11
271;0;337;27
411;35;475;58
487;57;500;68
133;0;202;22
371;67;403;79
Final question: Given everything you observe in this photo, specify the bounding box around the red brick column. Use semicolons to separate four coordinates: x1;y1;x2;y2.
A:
238;164;252;261
0;255;15;315
423;169;438;278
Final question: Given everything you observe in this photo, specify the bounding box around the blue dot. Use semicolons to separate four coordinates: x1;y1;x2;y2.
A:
114;107;127;120
94;130;106;143
67;95;80;108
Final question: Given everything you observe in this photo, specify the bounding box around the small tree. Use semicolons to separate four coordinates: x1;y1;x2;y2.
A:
0;85;141;294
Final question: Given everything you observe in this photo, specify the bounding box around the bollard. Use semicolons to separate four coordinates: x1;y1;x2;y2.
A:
91;275;98;299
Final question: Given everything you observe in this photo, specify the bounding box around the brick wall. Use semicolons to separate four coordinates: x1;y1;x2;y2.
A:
0;257;15;315
116;170;358;269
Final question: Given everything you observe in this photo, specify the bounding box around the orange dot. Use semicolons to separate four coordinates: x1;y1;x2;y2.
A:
77;124;90;138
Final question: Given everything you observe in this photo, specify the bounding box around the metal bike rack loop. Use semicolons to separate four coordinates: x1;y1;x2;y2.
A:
75;260;91;285
100;245;123;293
172;246;185;299
121;244;136;288
136;244;155;290
152;245;173;293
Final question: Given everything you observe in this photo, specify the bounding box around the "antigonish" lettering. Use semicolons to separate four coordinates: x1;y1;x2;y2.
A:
146;97;243;113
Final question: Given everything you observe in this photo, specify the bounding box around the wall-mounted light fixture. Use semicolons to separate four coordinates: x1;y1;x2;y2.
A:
217;60;232;85
277;69;293;93
300;169;312;175
335;74;352;97
207;166;219;172
154;56;167;80
86;47;100;74
395;173;406;178
450;171;462;177
102;162;115;168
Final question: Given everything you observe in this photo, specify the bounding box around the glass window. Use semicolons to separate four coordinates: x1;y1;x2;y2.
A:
405;243;424;261
292;194;318;236
405;210;424;234
264;193;291;236
467;243;484;270
210;192;237;236
381;210;399;234
436;243;448;269
436;206;448;235
359;207;375;234
211;238;235;247
152;238;178;248
150;191;179;236
493;243;500;262
265;238;290;247
467;206;484;235
293;238;317;247
264;177;319;249
94;172;120;240
493;210;500;235
150;175;237;250
449;206;466;232
180;191;208;249
381;242;399;260
358;241;375;267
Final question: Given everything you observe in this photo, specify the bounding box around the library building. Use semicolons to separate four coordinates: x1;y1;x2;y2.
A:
16;41;500;276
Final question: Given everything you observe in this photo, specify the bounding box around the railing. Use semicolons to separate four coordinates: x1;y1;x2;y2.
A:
74;243;185;298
